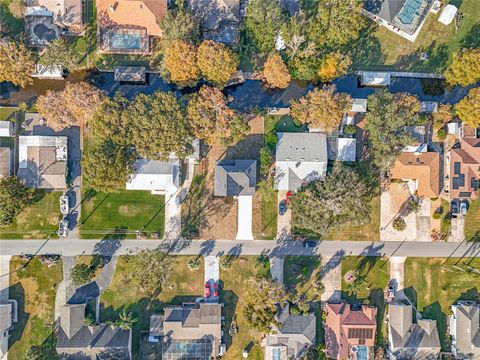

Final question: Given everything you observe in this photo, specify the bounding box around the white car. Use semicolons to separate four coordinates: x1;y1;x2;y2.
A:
58;219;69;238
60;195;69;215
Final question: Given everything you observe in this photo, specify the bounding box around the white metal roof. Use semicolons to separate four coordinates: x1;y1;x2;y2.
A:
438;4;457;25
360;71;391;86
31;64;64;80
0;121;13;137
351;98;368;113
337;138;356;162
126;159;180;192
25;5;53;16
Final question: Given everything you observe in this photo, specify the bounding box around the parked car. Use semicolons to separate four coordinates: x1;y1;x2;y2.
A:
285;191;293;205
279;200;287;215
204;282;211;298
58;219;69;238
450;200;459;215
60;195;69;215
303;240;316;248
213;283;219;297
387;283;395;299
460;201;468;215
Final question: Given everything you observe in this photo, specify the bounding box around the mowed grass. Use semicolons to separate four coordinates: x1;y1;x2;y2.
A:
100;256;204;357
404;257;480;350
80;190;165;239
0;106;17;121
220;257;265;360
341;256;390;343
8;257;63;359
0;191;61;239
326;196;380;241
465;198;480;241
284;256;321;300
353;0;480;72
253;184;277;240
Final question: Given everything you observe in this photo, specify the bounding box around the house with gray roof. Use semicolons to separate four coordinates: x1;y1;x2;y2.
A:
388;303;441;360
56;304;132;360
275;132;328;191
0;302;16;359
450;301;480;359
155;302;224;359
264;303;316;360
188;0;240;45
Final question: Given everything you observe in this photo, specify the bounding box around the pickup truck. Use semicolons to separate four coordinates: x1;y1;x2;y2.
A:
60;195;69;215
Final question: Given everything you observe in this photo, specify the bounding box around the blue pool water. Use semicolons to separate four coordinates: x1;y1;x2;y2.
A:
109;33;142;50
398;0;423;24
356;345;368;360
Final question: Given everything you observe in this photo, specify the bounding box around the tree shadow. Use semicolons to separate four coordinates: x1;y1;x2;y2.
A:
461;22;480;49
225;134;264;160
6;283;28;351
396;42;450;73
349;25;386;70
423;302;449;351
218;290;238;349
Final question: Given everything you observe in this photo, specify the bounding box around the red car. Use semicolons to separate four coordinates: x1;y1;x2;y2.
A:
204;282;211;298
286;191;293;204
213;283;219;297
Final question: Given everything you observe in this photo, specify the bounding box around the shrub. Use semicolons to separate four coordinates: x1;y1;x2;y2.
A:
259;146;273;180
187;257;200;271
437;128;447;140
392;217;406;232
71;264;95;286
343;124;356;136
432;212;442;220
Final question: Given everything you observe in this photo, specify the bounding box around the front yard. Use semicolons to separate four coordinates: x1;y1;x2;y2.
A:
80;190;165;239
0;191;61;239
341;256;390;344
252;183;277;240
284;256;322;301
404;257;480;350
465;198;480;241
8;257;63;359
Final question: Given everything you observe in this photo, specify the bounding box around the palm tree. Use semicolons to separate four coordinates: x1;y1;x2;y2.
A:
117;310;137;330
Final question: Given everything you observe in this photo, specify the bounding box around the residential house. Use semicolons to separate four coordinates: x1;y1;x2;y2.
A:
214;159;257;240
390;151;441;198
126;158;180;194
0;121;13;137
0;302;17;359
189;0;240;45
157;302;224;359
97;0;167;54
32;0;83;31
324;302;377;360
363;0;435;42
450;301;480;359
388;303;441;360
0;147;12;178
17;135;68;189
275;132;328;191
56;303;132;359
263;303;316;360
450;138;480;200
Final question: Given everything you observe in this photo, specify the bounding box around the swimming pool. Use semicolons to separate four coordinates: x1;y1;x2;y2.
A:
108;33;142;50
356;345;368;360
397;0;423;24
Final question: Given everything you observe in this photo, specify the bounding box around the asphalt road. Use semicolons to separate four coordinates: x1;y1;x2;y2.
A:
1;238;480;259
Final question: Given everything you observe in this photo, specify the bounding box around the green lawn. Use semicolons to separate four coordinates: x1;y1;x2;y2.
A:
284;256;322;301
220;256;266;360
341;256;390;344
264;115;308;149
404;257;480;350
254;183;277;240
0;0;24;36
8;257;63;359
0;191;61;239
80;190;165;239
0;106;17;121
465;198;480;241
100;256;204;358
352;0;480;72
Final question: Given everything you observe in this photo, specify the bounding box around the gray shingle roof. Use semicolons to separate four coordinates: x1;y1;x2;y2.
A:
452;302;480;359
276;133;328;163
214;159;257;196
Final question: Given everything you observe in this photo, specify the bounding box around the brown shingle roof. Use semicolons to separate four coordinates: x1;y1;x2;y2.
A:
390;152;440;198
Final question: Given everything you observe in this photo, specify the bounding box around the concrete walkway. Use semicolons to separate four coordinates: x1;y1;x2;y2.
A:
320;255;342;302
164;188;181;240
389;257;406;292
236;196;254;240
269;256;284;284
204;256;219;284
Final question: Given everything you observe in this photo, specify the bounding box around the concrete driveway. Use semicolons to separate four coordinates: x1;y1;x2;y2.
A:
320;255;342;302
269;256;284;284
236;195;253;240
389;257;406;291
164;187;181;240
449;216;465;242
0;256;12;360
276;191;291;240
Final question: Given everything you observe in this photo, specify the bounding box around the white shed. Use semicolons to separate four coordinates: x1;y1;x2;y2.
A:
0;121;13;137
360;71;391;86
438;5;458;25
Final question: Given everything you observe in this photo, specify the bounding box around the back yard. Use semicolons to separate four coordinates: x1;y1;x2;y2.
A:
8;257;63;359
80;190;165;239
352;0;480;72
404;257;480;350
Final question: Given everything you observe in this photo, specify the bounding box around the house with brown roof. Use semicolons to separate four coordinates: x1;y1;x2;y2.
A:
96;0;167;54
450;138;480;200
324;302;377;360
390;151;441;198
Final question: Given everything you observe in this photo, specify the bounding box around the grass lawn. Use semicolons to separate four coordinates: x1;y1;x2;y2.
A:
100;256;204;357
0;0;24;36
352;0;480;72
254;184;277;240
404;257;480;350
220;257;266;360
80;190;165;239
95;54;151;70
264;115;308;146
8;257;63;359
440;199;452;238
0;106;17;121
341;256;390;344
326;196;380;241
0;191;61;239
464;198;480;241
284;256;322;301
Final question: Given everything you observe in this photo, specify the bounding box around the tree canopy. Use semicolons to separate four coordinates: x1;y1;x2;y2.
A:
291;163;373;236
197;40;239;86
445;49;480;86
39;39;81;71
365;90;421;171
290;85;351;132
262;52;291;89
317;52;351;82
158;7;200;45
0;40;35;87
187;85;249;146
162;40;200;87
432;103;453;130
0;177;36;226
36;82;105;131
455;87;480;128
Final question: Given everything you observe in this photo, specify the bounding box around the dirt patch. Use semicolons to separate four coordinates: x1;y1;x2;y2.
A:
118;205;142;217
16;278;51;318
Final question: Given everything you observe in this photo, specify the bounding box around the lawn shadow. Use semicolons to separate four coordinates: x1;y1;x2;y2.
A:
396;42;450;72
225;134;264;160
461;22;480;49
356;255;381;275
80;192;109;226
6;283;28;351
349;25;386;70
219;290;239;349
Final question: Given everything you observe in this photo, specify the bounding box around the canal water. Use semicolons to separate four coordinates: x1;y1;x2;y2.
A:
1;71;475;108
